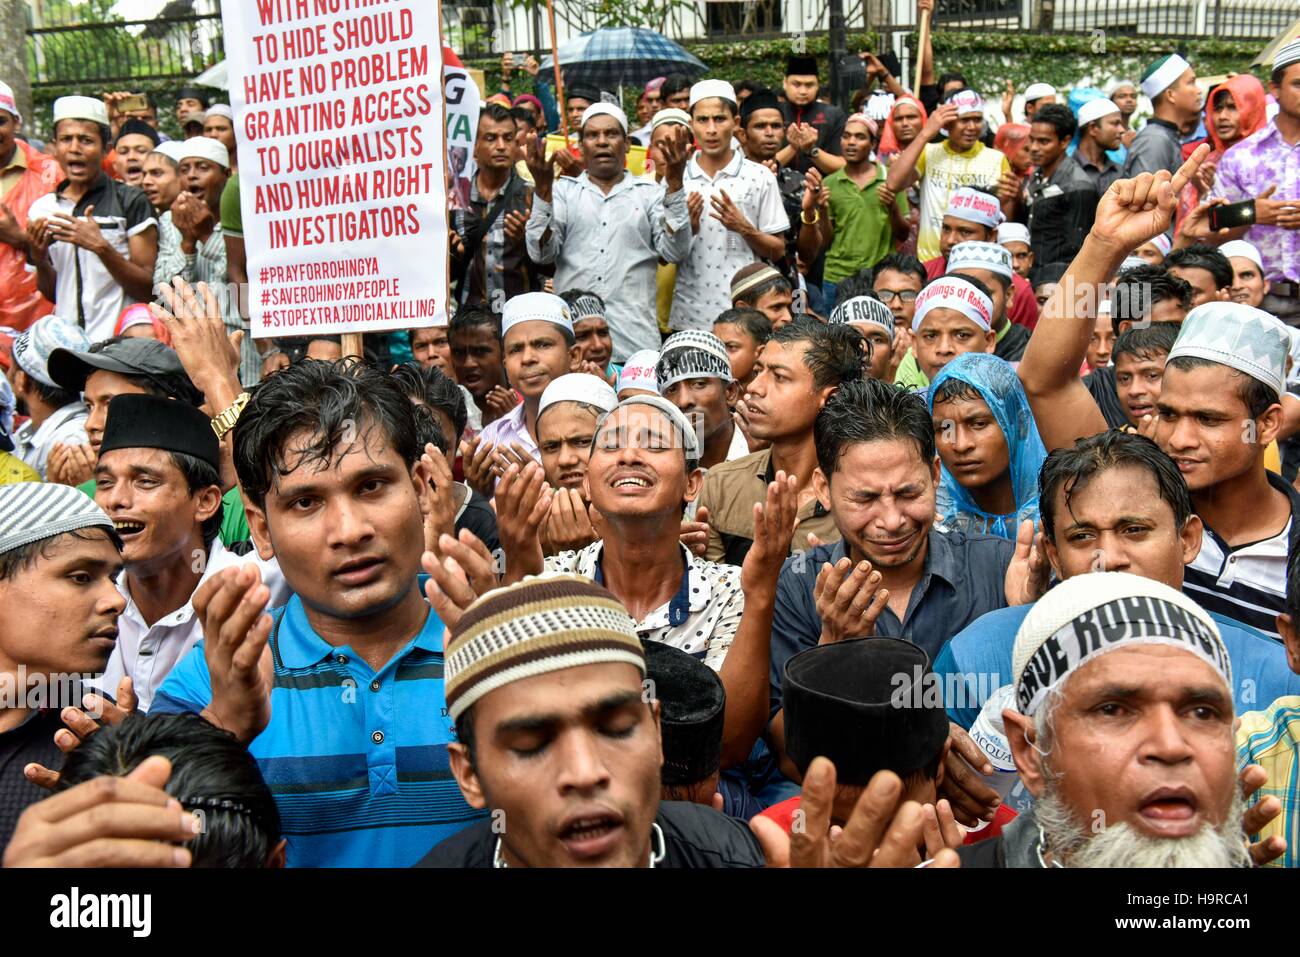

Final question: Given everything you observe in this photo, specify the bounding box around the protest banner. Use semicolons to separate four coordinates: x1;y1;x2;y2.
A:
444;65;479;213
221;0;449;341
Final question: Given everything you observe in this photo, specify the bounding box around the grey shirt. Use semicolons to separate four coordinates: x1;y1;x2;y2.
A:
1122;118;1184;178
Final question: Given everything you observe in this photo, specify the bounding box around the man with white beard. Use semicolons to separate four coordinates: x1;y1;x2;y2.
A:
958;572;1252;868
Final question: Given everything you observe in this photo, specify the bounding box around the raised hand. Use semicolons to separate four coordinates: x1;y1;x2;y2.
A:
939;722;1002;826
1003;518;1049;606
3;756;199;868
542;486;599;554
801;168;824;214
740;471;797;594
1090;143;1211;255
46;205;106;254
523;132;555;198
521;54;541;77
1177;195;1252;246
493;460;552;584
710;189;754;235
750;759;960;868
0;202;24;249
422;529;500;633
813;555;889;644
23;678;138;791
193;564;274;744
687;191;704;234
503;205;529;244
679;505;710;558
459;436;498;498
920;799;967;859
923;103;959;138
484;385;519;425
1240;763;1286;866
659;125;691;191
152;277;242;407
25;216;51;262
421;443;458;557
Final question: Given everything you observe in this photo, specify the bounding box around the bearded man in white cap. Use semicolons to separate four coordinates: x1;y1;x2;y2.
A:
0;80;61;329
960;572;1251;867
525;100;692;361
25;96;158;342
1123;54;1201;179
671;79;789;335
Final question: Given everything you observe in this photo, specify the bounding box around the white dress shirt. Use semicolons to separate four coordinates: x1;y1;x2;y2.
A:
526;170;691;361
94;540;289;711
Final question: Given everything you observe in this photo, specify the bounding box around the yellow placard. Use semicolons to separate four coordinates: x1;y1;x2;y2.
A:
544;133;648;176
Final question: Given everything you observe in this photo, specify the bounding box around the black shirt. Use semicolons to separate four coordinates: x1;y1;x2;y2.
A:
0;709;65;852
1026;154;1098;268
1082;365;1130;429
995;321;1030;363
456;485;500;555
780;100;846;174
415;800;765;868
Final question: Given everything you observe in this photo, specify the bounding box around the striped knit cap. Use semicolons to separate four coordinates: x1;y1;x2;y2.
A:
0;482;115;556
444;574;646;721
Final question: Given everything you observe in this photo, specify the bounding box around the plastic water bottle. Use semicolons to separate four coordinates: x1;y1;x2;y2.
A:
966;684;1020;804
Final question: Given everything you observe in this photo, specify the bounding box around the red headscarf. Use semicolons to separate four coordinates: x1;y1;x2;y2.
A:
993;123;1032;173
1177;74;1268;224
878;95;927;159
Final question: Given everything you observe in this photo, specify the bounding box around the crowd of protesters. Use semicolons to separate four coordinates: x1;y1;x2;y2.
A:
1;0;1299;869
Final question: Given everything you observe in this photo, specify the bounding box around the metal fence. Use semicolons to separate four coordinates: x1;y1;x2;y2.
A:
26;0;223;89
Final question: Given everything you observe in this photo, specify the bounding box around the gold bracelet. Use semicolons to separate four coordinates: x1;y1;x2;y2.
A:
211;392;251;440
800;209;820;225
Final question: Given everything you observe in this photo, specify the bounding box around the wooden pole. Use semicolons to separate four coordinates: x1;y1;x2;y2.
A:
341;332;363;359
546;0;568;138
914;8;931;97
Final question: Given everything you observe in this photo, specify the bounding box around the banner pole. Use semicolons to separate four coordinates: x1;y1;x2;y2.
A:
546;0;567;138
342;332;363;359
914;8;931;97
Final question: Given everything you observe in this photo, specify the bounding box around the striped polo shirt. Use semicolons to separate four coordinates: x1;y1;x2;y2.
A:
1236;695;1300;868
1183;471;1300;642
151;580;485;867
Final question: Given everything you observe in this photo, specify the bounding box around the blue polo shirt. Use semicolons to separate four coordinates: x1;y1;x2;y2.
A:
769;528;1015;716
933;603;1300;729
152;580;486;867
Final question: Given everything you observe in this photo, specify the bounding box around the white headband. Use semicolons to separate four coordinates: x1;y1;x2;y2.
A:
945;187;1004;228
1012;572;1229;718
912;277;993;333
829;296;896;341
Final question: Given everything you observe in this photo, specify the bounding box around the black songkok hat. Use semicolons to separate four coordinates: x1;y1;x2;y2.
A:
740;90;782;124
783;638;949;786
99;393;220;470
643;640;725;786
116;118;159;148
786;54;819;77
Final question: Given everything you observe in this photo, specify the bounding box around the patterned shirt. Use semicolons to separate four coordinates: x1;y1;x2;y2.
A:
671;151;788;334
152;582;485;867
1237;696;1300;868
453;168;539;311
155;210;260;386
25;174;156;341
1213;120;1300;282
914;141;1010;261
1183;470;1300;641
545;541;744;670
527;171;691;361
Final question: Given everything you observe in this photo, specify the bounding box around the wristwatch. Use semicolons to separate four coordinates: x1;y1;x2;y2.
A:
211;392;251;440
809;147;821;159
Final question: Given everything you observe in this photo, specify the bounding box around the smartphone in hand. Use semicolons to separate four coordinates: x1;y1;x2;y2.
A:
1209;199;1256;231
